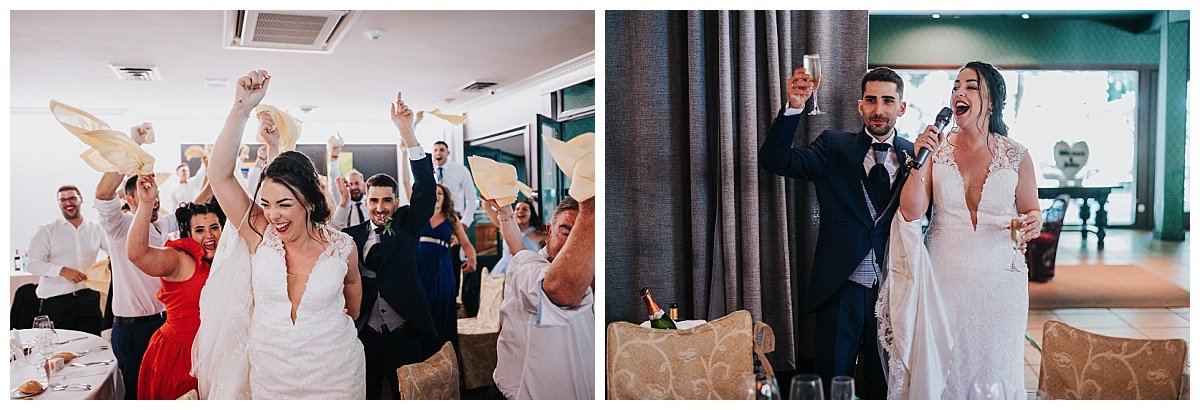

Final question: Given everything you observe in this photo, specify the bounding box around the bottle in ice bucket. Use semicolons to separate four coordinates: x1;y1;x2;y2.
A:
639;287;676;329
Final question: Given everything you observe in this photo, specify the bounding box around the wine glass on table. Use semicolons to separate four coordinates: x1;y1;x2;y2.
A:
830;375;855;400
789;374;824;400
803;54;825;115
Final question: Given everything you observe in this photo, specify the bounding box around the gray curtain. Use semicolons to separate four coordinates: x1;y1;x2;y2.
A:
605;10;869;371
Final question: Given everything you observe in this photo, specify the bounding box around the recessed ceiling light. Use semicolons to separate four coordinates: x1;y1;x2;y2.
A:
204;78;229;88
1021;13;1031;19
932;13;941;19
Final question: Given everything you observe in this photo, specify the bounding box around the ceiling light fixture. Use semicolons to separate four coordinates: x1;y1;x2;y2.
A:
1021;13;1031;19
932;13;941;19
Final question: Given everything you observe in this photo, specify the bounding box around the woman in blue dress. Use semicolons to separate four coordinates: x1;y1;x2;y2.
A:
416;184;477;350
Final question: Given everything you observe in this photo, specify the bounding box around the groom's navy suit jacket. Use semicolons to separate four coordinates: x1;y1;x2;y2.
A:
759;110;914;313
344;155;438;342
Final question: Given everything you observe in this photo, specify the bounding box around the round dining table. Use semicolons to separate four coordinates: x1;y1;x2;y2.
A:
10;329;123;400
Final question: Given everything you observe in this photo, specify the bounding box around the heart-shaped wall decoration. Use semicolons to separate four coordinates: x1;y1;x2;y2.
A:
1053;141;1089;181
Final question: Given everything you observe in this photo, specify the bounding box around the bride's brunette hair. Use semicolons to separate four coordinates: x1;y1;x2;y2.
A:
252;150;332;241
962;61;1009;137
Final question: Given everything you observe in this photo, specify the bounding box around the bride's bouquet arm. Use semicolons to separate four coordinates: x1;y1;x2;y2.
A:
211;70;271;249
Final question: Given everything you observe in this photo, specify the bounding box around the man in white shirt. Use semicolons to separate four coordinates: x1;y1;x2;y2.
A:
168;162;207;208
94;172;177;399
329;163;368;229
25;185;108;335
483;197;595;400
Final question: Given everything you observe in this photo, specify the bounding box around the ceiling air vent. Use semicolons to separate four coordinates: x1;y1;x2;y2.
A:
109;65;162;82
224;10;361;53
459;80;498;93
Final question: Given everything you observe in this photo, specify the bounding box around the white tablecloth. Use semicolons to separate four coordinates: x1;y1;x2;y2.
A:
10;329;123;400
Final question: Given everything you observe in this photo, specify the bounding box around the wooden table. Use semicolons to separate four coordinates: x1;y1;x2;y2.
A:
1038;185;1119;250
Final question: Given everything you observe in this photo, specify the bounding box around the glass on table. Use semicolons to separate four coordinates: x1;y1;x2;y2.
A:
31;315;57;343
830;375;855;400
789;373;824;400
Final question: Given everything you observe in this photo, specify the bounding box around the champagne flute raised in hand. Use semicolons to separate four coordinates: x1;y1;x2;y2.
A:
803;54;825;115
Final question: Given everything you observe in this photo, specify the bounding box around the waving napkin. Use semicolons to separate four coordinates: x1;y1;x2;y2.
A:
467;156;532;207
543;132;595;201
422;108;468;125
253;105;301;152
50;100;156;175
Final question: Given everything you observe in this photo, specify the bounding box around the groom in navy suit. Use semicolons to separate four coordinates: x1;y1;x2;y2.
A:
760;67;914;399
344;92;440;399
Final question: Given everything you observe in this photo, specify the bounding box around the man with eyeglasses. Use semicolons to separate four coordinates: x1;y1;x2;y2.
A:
24;185;108;335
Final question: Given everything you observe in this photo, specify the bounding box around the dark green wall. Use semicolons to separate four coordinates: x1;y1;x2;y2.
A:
868;16;1162;67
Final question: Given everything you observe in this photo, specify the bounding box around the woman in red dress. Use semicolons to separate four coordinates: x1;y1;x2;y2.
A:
127;175;225;399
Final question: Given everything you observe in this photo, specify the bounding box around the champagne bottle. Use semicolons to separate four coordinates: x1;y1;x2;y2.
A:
640;287;676;329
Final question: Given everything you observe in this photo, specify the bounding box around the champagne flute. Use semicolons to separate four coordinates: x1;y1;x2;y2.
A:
1007;214;1026;272
830;375;855;400
789;374;824;400
803;54;825;115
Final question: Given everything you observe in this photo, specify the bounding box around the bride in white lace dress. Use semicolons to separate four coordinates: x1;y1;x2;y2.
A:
879;61;1043;399
194;69;366;399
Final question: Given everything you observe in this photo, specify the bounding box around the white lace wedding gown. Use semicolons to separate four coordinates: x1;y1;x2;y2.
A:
247;224;366;399
879;135;1029;400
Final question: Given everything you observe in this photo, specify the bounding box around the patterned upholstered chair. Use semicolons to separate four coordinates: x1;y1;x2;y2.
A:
456;267;505;390
1038;320;1188;399
398;341;460;400
606;310;755;399
1026;194;1070;282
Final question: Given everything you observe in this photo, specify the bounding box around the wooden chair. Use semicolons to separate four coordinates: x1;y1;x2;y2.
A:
1026;194;1070;282
1038;320;1188;399
397;341;460;399
606;310;754;399
456;267;505;390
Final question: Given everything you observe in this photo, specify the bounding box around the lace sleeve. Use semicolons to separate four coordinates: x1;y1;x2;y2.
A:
993;136;1027;171
322;225;354;261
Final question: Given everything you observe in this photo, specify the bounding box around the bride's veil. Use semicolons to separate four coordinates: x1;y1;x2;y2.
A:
191;204;255;399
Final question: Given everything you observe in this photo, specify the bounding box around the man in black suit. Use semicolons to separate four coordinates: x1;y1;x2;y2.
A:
759;67;914;399
343;91;438;400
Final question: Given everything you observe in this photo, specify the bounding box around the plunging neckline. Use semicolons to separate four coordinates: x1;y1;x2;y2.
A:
272;228;331;326
946;139;994;232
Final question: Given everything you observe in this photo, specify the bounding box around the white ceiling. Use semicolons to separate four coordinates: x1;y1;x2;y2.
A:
10;10;595;122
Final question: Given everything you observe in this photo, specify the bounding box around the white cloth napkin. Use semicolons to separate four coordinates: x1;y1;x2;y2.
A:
467;156;533;207
50;100;156;175
543;132;595;201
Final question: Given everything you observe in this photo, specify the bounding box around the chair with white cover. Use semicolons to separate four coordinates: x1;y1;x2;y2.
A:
455;267;505;390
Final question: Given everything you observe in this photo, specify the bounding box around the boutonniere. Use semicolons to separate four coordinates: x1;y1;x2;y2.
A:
382;217;396;237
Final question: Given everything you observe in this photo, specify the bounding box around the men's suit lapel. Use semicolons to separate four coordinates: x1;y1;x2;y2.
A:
850;132;875;228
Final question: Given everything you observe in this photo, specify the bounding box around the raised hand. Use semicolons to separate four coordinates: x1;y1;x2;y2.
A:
786;67;816;110
135;174;158;206
235;69;271;109
414;110;425;128
335;176;350;201
390;91;415;131
238;144;251;162
258;112;281;147
130;122;154;145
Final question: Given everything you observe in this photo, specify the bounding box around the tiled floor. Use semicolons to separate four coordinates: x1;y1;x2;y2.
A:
1022;229;1191;394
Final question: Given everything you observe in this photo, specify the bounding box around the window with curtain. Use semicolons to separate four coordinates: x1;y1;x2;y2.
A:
894;69;1139;226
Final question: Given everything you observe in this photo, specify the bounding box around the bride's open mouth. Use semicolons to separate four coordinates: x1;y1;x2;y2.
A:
274;222;291;234
955;101;970;116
